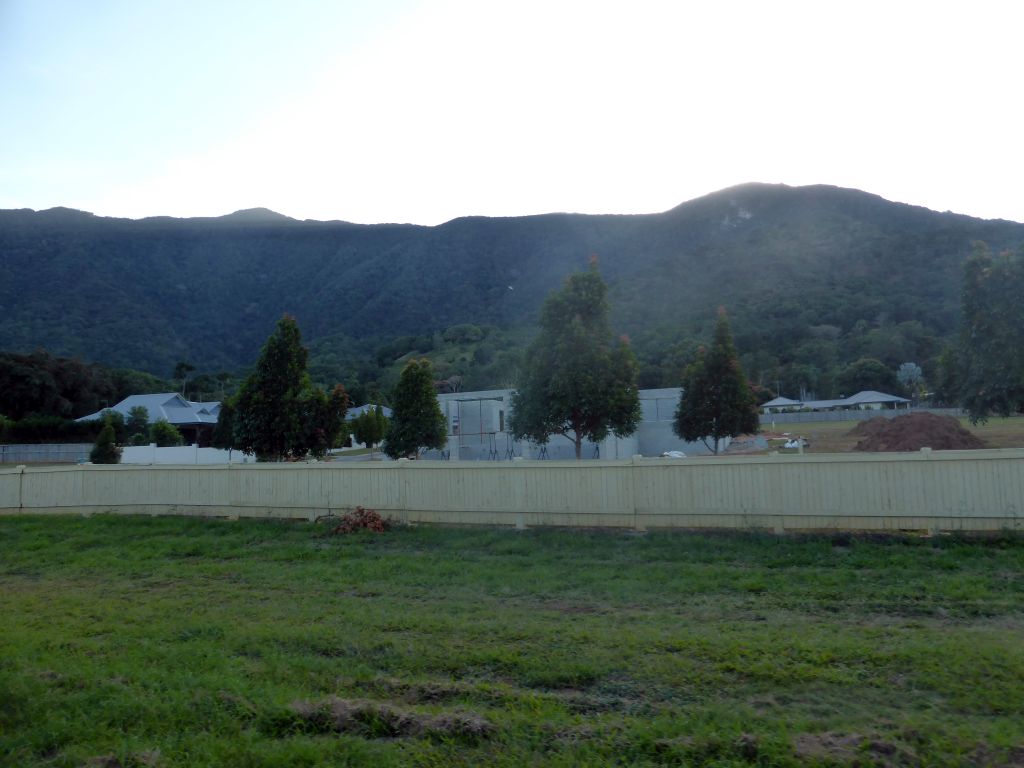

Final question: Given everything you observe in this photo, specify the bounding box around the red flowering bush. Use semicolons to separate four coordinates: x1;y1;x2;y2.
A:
330;506;391;534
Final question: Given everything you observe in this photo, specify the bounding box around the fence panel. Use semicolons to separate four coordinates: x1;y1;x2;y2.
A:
2;451;1022;532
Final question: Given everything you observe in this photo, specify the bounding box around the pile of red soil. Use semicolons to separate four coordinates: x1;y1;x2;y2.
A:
849;412;987;452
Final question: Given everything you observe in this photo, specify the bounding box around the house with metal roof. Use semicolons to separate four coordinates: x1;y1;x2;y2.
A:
761;390;910;414
77;393;220;445
761;396;804;413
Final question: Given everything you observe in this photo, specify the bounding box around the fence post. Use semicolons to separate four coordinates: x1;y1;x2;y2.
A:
17;465;26;511
631;455;644;532
398;458;410;521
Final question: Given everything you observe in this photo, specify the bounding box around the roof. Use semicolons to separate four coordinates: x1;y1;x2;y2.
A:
766;390;910;411
842;390;910;406
346;404;393;420
77;393;221;426
762;396;803;408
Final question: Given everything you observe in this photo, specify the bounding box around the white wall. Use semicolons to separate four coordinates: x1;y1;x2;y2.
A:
120;444;256;465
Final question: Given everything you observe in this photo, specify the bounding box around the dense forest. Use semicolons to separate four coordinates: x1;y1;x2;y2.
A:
2;183;1023;403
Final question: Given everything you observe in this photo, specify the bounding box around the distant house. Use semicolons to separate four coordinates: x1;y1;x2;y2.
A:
761;390;910;415
760;396;804;414
77;393;220;445
346;404;393;421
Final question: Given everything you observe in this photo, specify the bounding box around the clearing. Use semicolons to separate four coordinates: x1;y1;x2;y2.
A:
1;516;1022;766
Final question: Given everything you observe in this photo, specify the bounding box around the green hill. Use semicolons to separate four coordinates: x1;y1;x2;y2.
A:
2;183;1022;398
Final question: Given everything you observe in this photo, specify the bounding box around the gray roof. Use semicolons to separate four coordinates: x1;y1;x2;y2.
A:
842;390;910;406
769;390;910;411
77;393;221;426
762;396;803;408
346;404;393;420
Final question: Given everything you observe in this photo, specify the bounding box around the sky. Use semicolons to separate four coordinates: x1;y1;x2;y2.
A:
1;0;1022;225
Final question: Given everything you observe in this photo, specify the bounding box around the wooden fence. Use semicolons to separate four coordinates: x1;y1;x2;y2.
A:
1;450;1022;532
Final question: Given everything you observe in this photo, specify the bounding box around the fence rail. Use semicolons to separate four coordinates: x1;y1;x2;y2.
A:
2;449;1023;532
759;407;965;425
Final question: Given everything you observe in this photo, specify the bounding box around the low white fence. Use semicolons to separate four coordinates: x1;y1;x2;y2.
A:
120;444;256;465
2;449;1023;532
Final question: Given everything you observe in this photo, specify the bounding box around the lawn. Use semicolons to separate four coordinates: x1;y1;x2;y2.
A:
766;415;1024;454
1;516;1022;767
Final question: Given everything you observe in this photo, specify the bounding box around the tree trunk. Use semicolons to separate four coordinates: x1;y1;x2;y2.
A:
574;434;582;460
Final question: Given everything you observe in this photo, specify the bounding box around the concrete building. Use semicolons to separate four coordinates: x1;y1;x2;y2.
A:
422;387;726;460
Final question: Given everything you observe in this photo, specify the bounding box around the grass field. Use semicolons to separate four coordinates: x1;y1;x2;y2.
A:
764;415;1024;454
1;516;1023;767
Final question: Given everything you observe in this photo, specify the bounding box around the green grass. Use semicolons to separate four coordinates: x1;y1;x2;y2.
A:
1;516;1022;766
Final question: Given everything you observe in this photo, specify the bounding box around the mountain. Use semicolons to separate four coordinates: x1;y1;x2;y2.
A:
2;183;1022;396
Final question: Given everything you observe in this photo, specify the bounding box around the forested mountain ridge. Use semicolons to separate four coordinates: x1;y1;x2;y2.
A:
2;183;1022;398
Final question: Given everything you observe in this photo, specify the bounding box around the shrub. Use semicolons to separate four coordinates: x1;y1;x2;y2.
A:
89;420;121;464
330;506;391;534
151;419;184;447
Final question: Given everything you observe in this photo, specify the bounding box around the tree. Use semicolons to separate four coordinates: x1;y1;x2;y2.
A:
382;359;446;459
509;261;641;459
351;406;389;457
896;362;924;398
173;361;196;396
210;400;235;450
957;243;1024;422
232;316;348;460
294;384;350;459
151;419;184;447
89;417;121;464
835;358;899;396
126;406;149;443
674;308;759;455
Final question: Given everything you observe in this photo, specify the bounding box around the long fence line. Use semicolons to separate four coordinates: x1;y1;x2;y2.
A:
2;450;1023;532
759;407;966;425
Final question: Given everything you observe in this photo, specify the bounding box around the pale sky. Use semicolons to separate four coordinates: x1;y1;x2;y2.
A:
1;0;1022;225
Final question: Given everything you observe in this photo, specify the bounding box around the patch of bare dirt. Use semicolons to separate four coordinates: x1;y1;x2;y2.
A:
850;413;987;452
84;752;160;768
967;744;1024;767
793;732;913;766
287;697;493;741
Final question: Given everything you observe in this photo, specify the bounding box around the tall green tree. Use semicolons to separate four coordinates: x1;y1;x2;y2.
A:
173;361;196;396
674;308;759;455
509;261;641;459
126;406;150;444
211;401;235;450
351;405;389;457
383;359;446;459
232;316;347;460
836;358;899;396
957;243;1024;422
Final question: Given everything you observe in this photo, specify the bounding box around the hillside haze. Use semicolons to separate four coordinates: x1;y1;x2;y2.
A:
2;183;1023;392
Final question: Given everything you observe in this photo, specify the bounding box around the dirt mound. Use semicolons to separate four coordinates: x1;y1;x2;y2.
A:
849;413;987;452
287;697;493;741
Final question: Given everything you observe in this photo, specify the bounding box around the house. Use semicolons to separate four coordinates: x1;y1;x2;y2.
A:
761;390;910;415
77;393;220;445
761;396;804;414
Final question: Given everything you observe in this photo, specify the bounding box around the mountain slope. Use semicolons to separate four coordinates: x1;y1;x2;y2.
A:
1;184;1022;390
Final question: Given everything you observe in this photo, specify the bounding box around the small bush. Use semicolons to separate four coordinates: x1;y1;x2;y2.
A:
151;419;184;447
89;421;121;464
330;506;391;534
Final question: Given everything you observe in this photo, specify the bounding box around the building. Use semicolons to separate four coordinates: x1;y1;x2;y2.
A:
761;390;910;415
422;387;726;460
77;393;220;445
